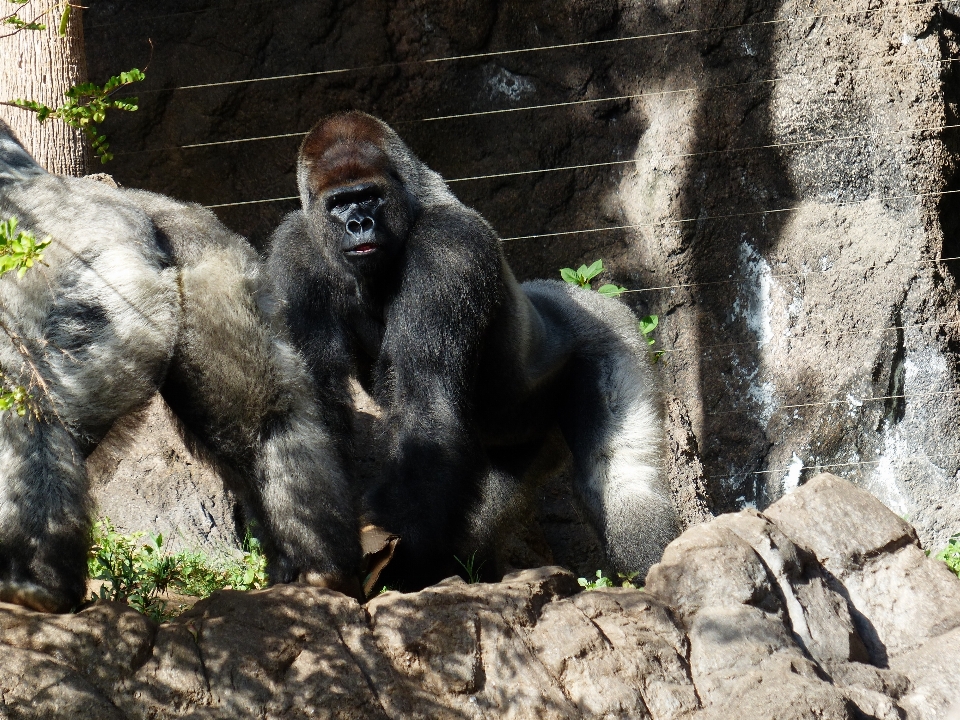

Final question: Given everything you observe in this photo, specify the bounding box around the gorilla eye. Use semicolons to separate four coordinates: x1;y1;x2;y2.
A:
326;186;382;213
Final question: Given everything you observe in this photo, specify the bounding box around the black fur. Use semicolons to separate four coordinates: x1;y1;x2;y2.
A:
267;112;680;590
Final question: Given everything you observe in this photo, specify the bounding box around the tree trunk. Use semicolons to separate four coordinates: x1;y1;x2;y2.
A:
0;0;89;175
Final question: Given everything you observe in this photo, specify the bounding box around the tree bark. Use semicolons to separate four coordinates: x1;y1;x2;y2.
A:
0;0;89;175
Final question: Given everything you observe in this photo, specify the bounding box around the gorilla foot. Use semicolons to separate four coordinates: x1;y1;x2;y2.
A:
0;579;78;613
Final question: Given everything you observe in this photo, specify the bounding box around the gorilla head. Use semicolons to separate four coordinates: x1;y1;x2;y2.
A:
296;114;426;280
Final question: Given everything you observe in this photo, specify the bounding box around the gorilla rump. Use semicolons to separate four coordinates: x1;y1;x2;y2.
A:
0;121;360;612
267;111;680;589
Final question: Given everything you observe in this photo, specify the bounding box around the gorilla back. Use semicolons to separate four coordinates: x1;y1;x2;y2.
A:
0;121;360;612
268;112;680;589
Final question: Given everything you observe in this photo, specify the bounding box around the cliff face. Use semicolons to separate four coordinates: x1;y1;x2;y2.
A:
82;0;960;553
2;475;959;719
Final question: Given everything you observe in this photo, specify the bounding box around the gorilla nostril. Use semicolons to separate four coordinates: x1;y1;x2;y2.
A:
361;217;374;231
347;219;362;234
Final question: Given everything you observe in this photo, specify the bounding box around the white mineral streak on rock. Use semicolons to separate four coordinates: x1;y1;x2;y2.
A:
782;453;803;494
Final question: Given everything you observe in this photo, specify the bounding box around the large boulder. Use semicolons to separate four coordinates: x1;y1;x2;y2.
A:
1;474;957;719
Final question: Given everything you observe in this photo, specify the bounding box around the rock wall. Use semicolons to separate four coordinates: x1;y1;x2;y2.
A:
2;474;958;719
79;0;960;551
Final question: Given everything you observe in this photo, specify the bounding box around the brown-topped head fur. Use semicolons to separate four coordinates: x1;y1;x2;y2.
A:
300;113;394;197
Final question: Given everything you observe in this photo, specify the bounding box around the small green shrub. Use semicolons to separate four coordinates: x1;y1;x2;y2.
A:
578;570;615;590
0;217;50;416
9;69;146;163
577;569;643;591
559;259;626;297
0;217;51;279
638;314;665;363
934;533;960;578
88;519;268;622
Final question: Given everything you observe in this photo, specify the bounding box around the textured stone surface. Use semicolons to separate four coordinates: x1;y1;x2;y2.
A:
1;474;958;719
87;394;240;556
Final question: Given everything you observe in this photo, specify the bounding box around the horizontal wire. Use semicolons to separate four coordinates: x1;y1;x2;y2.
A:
114;50;958;157
706;450;960;486
502;187;960;244
203;122;960;208
706;387;960;419
450;122;960;184
658;317;960;356
206;195;298;209
133;0;941;94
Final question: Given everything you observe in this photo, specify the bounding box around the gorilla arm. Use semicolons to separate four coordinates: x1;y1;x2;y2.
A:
125;191;363;596
364;207;505;586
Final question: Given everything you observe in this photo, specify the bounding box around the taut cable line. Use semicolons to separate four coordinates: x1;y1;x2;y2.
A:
127;0;942;94
202;123;960;208
115;57;959;157
706;450;960;486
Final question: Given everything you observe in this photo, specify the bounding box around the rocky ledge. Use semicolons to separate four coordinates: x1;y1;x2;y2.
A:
2;473;959;720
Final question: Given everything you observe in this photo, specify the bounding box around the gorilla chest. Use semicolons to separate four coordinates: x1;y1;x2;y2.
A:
344;301;386;362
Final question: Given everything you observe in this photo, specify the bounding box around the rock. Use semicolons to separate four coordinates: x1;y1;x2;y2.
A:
3;474;956;719
87;395;240;557
766;473;960;661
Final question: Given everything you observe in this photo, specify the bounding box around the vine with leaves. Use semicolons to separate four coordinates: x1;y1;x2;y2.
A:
0;218;50;416
2;0;147;163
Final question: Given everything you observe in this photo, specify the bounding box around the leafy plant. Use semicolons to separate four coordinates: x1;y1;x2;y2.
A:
0;376;30;416
934;533;960;578
638;314;665;363
577;569;644;591
578;570;614;590
0;217;51;279
560;259;626;297
88;519;269;622
0;217;49;416
7;68;146;163
2;0;46;33
454;552;486;584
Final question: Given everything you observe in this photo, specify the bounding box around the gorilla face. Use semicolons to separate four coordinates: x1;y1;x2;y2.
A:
320;179;410;275
297;115;418;280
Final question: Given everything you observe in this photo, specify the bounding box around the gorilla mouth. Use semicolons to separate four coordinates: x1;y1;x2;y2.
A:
348;243;379;255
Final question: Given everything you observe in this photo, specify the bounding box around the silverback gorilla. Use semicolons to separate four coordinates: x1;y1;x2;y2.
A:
0;120;360;612
267;112;680;589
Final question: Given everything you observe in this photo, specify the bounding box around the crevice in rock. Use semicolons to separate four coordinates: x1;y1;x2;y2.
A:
820;569;888;669
187;622;212;695
878;307;906;433
332;622;392;719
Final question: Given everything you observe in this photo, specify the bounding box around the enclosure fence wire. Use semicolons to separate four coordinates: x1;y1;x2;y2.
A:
121;0;943;94
200;122;960;208
706;450;960;486
113;42;957;156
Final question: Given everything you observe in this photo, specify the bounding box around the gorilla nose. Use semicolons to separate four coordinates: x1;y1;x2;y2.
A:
346;216;375;237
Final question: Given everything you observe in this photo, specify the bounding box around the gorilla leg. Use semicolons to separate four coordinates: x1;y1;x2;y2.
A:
0;204;179;612
527;281;680;579
0;417;89;612
131;193;362;591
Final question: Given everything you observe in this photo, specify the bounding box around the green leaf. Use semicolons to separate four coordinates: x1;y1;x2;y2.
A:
560;267;578;284
597;284;626;298
638;315;659;336
57;3;70;36
583;259;604;281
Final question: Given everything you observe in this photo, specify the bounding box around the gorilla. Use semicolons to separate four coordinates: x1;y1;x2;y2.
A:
267;111;680;590
0;120;360;612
